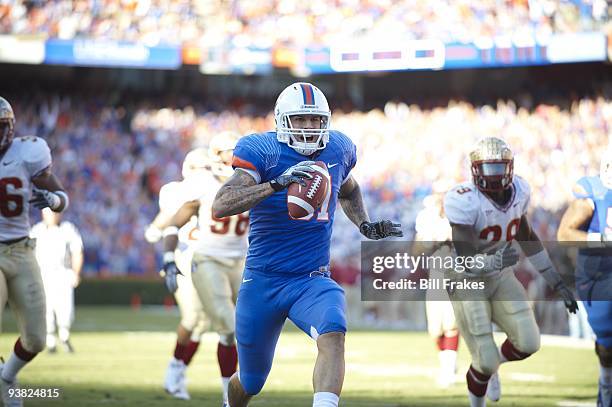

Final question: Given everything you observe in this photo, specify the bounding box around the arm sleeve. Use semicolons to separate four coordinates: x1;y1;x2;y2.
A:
444;189;477;226
24;137;52;178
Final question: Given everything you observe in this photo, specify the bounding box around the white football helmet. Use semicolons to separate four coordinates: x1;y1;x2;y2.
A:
601;147;612;189
182;147;209;179
208;131;239;178
0;96;15;152
274;82;331;156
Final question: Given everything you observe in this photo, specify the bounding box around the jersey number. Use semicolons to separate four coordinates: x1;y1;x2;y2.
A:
210;213;249;236
479;218;521;242
0;177;24;218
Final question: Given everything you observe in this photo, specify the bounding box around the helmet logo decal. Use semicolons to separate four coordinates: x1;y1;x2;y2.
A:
300;83;316;106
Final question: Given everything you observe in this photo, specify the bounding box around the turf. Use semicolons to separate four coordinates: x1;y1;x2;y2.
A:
0;306;599;406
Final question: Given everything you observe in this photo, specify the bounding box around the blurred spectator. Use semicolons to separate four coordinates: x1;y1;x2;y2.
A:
0;0;609;47
7;91;611;275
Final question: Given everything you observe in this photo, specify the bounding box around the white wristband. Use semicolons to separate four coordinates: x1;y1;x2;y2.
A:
587;232;602;242
163;252;175;263
54;190;69;211
162;226;179;237
527;250;553;272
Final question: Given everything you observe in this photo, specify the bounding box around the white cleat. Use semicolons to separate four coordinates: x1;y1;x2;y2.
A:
164;358;190;399
0;361;23;407
486;371;501;402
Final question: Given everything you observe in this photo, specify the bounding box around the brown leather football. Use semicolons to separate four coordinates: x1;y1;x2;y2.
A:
287;161;329;219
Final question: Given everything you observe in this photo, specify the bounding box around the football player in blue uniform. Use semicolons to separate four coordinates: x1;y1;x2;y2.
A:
558;148;612;407
212;82;402;407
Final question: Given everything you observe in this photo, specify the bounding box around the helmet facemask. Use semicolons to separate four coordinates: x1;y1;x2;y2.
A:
277;112;330;156
210;148;235;178
471;160;514;192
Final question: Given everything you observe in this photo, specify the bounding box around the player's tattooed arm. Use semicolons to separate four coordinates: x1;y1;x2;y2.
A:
557;198;594;241
212;169;275;218
162;200;199;253
338;175;370;226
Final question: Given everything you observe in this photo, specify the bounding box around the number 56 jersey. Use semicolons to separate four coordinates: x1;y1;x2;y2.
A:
443;176;531;256
0;136;51;240
191;173;249;259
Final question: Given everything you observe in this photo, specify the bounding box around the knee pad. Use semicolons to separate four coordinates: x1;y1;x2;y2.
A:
473;337;500;376
22;334;45;354
220;332;235;347
240;371;266;396
596;343;612;368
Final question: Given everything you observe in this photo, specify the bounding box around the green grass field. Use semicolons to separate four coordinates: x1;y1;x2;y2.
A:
0;307;599;406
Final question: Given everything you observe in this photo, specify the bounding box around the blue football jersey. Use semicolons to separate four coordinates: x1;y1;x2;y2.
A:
574;176;612;273
574;176;612;235
232;130;357;275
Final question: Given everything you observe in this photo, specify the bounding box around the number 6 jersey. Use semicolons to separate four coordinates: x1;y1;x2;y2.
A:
443;175;531;256
0;136;51;241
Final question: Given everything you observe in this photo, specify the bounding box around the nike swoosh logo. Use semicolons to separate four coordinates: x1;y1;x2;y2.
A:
2;160;13;166
242;278;253;283
328;163;338;168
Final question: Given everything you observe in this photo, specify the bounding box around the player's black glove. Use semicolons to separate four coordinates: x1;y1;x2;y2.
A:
270;161;315;192
29;188;62;210
161;253;182;294
555;282;579;314
360;220;403;240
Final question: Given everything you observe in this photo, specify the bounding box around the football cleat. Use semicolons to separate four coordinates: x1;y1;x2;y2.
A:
164;358;190;400
62;340;75;354
0;359;23;407
486;371;501;402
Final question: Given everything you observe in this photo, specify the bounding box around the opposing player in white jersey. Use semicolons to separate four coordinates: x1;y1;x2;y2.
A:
414;193;459;387
30;208;83;354
145;148;210;400
163;131;249;405
0;96;69;407
443;137;577;407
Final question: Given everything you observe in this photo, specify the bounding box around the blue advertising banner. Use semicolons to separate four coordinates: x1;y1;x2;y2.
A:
44;39;181;69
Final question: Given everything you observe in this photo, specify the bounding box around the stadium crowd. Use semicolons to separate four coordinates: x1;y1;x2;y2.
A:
0;0;608;47
8;91;610;277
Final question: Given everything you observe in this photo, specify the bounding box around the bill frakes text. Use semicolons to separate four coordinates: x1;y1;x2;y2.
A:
373;278;485;291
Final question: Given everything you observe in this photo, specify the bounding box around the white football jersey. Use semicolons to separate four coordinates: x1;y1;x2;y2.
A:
444;176;531;256
158;180;199;252
193;174;249;259
30;221;83;272
0;136;52;241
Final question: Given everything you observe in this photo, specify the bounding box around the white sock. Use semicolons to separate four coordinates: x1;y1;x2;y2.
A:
468;392;486;407
59;327;70;342
439;350;457;373
1;353;28;383
222;377;230;402
313;392;339;407
46;333;57;349
601;366;612;385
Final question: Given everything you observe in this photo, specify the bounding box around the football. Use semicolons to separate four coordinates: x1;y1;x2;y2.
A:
287;161;330;219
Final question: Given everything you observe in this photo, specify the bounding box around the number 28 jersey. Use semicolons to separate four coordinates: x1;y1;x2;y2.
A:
0;136;52;241
443;176;531;255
